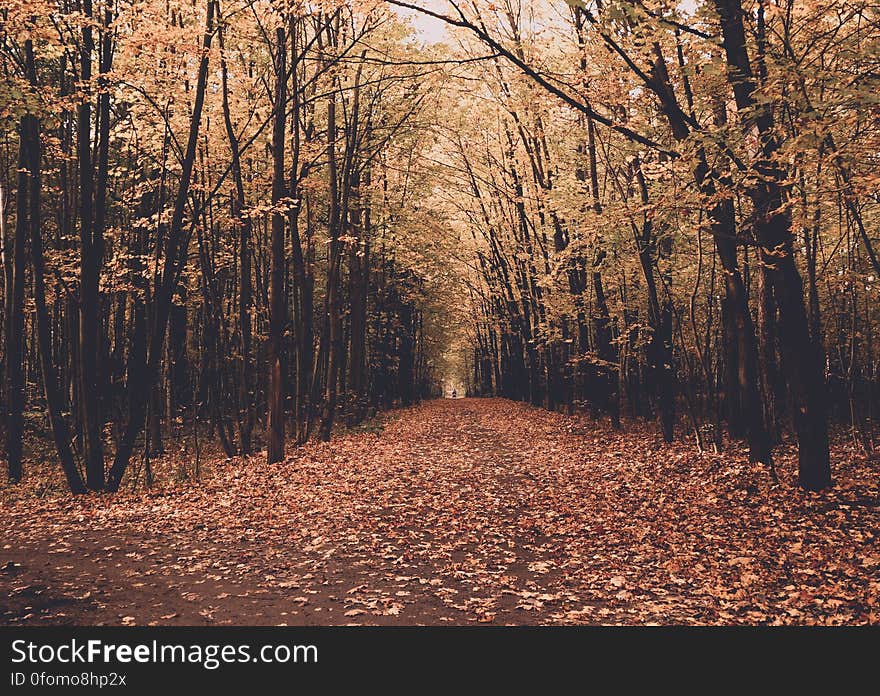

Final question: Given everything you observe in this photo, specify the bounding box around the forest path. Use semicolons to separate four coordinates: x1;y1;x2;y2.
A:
2;398;877;625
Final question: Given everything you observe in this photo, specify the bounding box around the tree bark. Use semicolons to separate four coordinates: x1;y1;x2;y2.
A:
266;24;287;464
713;0;831;489
77;0;106;490
318;89;342;441
5;100;29;483
19;45;86;492
107;0;216;491
218;8;254;455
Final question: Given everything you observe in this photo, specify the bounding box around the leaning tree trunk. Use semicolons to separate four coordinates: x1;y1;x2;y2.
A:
106;0;216;491
713;0;831;490
646;39;771;463
19;45;87;492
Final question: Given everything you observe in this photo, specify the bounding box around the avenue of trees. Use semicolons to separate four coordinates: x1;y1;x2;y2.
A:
2;0;878;493
414;0;879;491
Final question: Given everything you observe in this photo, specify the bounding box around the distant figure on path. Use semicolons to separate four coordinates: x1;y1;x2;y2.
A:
452;389;457;399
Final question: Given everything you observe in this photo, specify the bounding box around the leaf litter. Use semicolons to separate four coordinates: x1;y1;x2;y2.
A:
0;398;877;625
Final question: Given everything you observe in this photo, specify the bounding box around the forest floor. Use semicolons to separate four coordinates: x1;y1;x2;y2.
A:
1;398;877;625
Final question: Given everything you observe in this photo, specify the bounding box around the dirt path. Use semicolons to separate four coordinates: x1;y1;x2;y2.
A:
1;398;877;625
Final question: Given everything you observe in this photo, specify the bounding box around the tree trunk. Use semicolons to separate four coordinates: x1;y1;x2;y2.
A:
19;52;86;492
347;169;369;426
713;0;831;489
218;10;254;455
634;167;675;442
592;257;619;429
107;0;216;491
318;90;341;441
77;0;105;490
5;102;29;483
266;24;287;464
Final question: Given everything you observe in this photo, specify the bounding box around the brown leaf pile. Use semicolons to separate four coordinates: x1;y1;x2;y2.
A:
1;398;877;625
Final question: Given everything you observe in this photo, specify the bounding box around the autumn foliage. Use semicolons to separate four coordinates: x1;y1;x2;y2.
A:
0;0;878;626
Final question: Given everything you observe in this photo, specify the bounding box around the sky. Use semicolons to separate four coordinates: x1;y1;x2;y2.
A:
390;1;450;44
391;0;701;45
